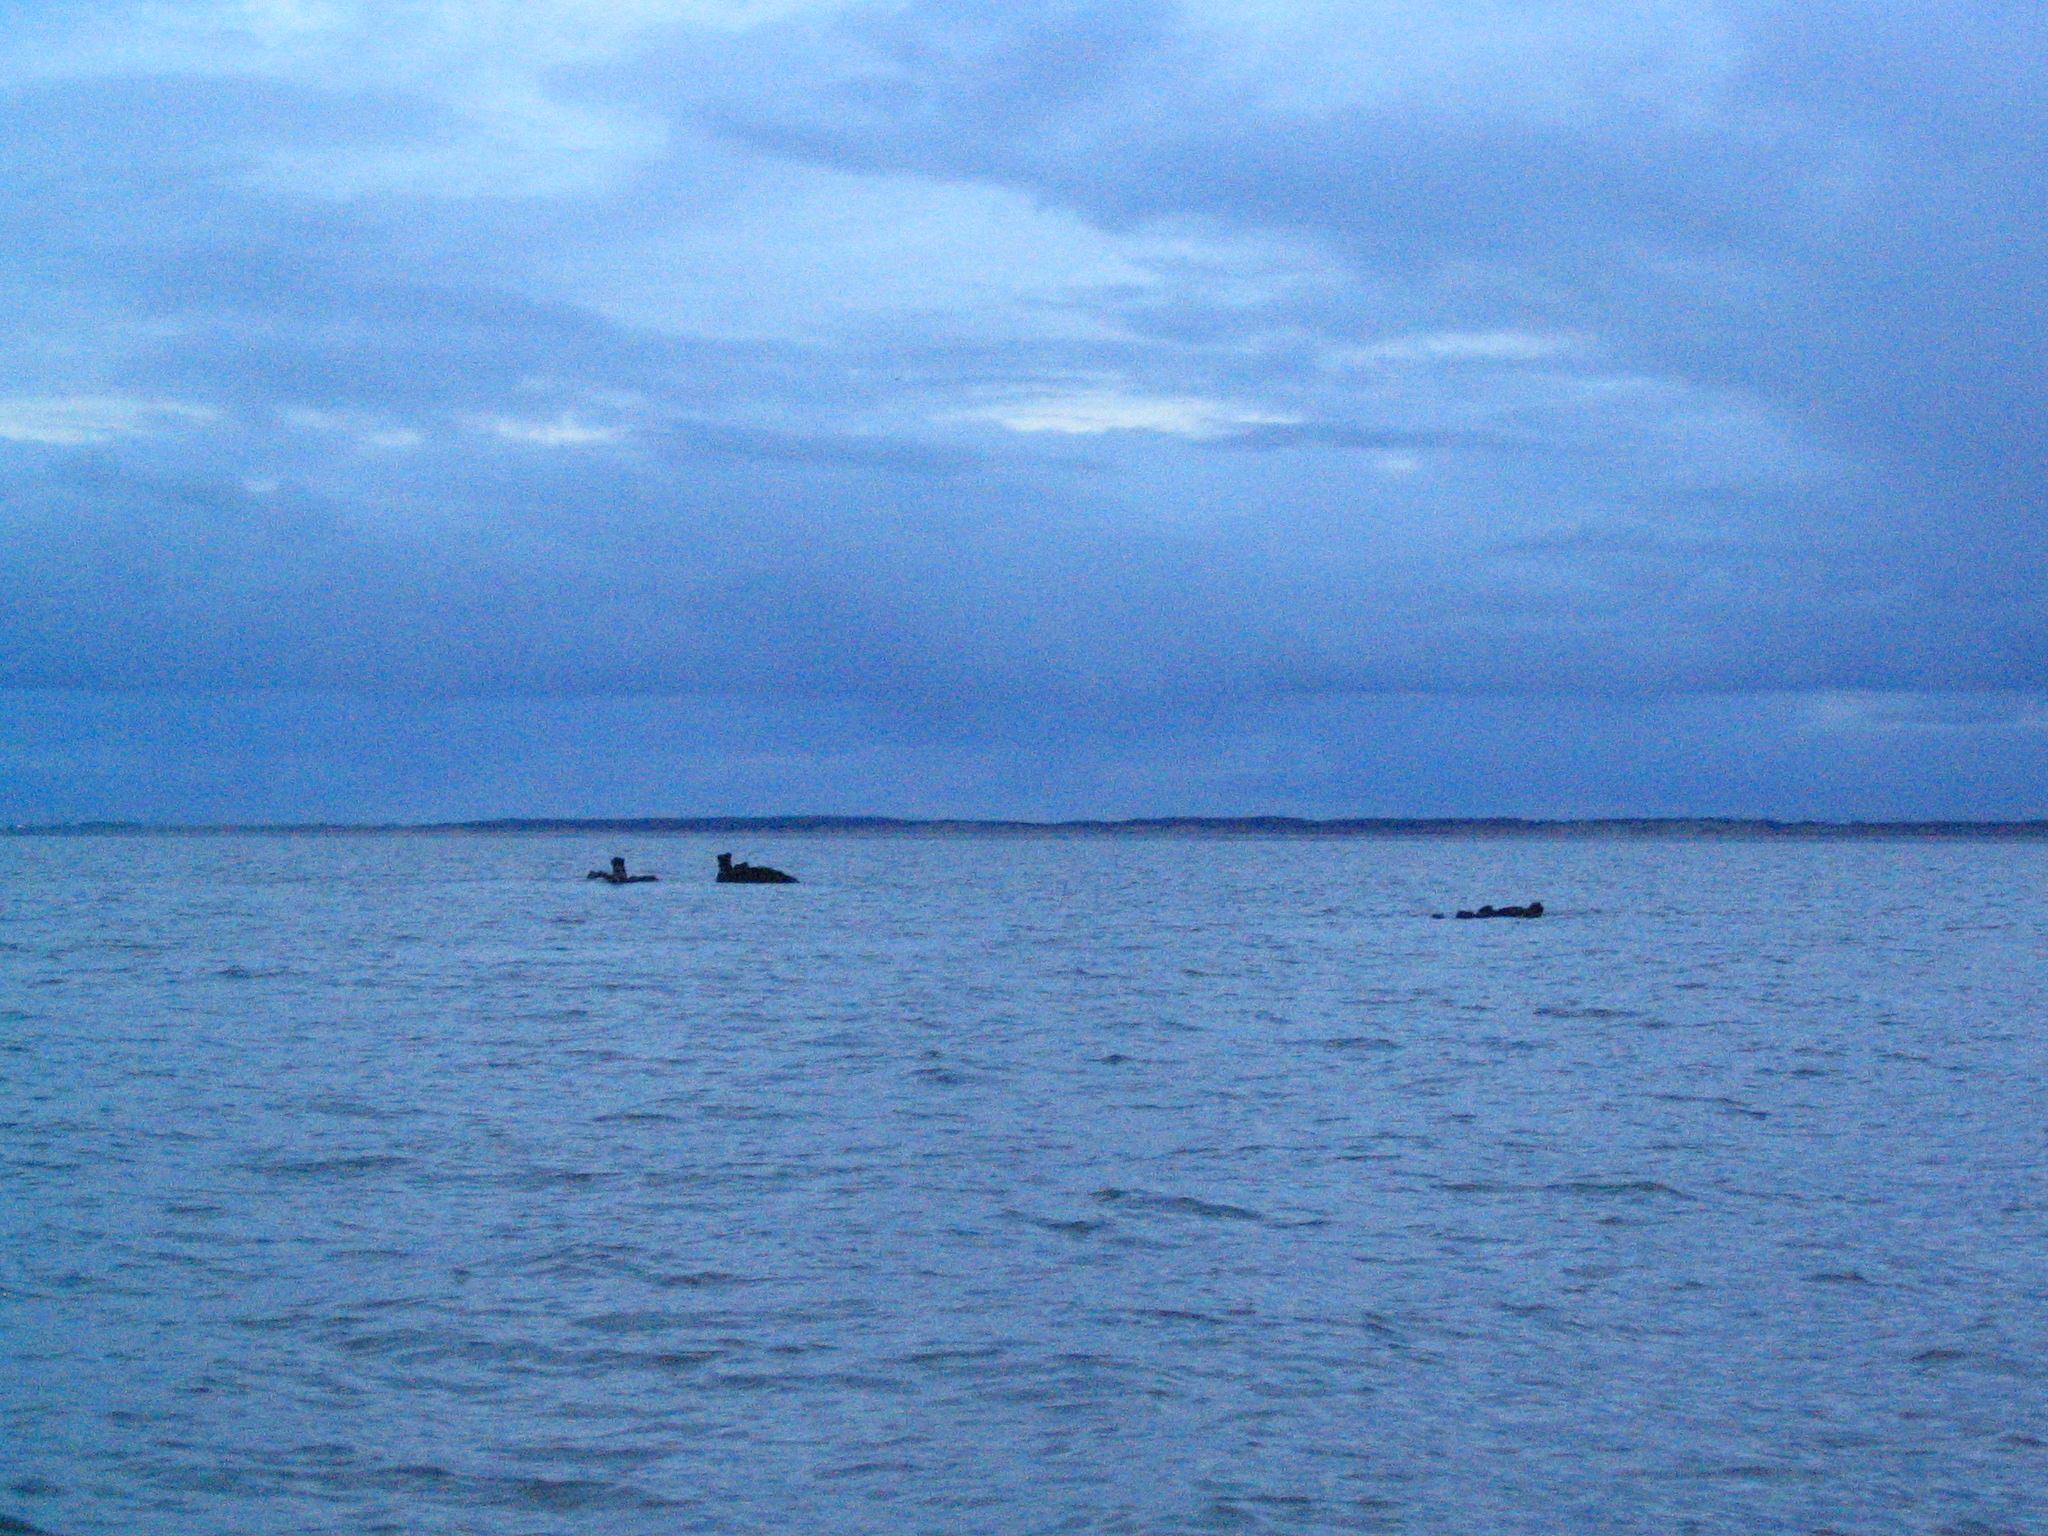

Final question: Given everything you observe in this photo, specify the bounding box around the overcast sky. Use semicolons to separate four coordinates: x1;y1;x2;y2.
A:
1;0;2042;821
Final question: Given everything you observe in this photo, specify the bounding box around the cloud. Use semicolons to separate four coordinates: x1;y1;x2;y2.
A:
279;408;424;449
957;389;1301;438
0;395;218;444
469;413;627;447
1794;691;2048;735
0;0;2042;816
1347;330;1590;364
551;163;1160;341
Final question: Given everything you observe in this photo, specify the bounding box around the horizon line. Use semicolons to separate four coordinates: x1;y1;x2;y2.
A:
8;815;2048;838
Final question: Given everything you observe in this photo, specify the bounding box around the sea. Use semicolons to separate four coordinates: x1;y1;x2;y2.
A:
2;831;2044;1536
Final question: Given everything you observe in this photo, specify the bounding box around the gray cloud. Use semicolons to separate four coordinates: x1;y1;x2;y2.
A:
0;0;2040;815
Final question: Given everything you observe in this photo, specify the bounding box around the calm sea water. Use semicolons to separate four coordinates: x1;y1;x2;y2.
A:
2;832;2045;1536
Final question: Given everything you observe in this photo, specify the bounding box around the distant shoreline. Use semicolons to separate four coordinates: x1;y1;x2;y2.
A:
8;815;2048;839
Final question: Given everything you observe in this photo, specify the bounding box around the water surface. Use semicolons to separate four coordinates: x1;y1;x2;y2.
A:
2;833;2044;1534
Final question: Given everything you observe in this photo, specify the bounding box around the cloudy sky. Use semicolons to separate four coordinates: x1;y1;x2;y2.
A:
1;0;2042;821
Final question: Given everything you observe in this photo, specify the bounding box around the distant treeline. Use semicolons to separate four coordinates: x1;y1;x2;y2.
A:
9;816;2048;839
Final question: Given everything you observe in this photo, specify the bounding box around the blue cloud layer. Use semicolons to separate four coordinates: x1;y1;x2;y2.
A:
0;0;2041;814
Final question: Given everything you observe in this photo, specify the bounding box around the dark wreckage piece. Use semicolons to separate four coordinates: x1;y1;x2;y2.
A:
717;853;797;884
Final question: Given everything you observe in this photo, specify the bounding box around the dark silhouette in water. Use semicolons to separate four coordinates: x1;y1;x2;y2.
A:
1444;901;1543;919
717;852;797;884
588;855;659;884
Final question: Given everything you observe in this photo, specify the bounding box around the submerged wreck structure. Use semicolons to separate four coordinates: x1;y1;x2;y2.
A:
588;856;658;884
717;853;797;884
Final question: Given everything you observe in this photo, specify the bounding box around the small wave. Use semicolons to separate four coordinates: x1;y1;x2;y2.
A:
815;1459;922;1480
1092;1188;1268;1222
1497;1302;1591;1333
1010;1213;1109;1238
349;1465;677;1511
1546;1180;1693;1199
461;1168;618;1191
647;1270;750;1290
704;1370;907;1394
571;1348;726;1374
482;1245;750;1289
334;1328;524;1361
247;1154;410;1179
1910;1348;2044;1378
1653;1094;1769;1119
898;1346;1005;1368
1131;1307;1231;1326
1310;1036;1402;1051
496;1445;672;1468
288;1096;422;1121
697;1103;794;1123
572;1310;705;1336
332;1321;735;1379
1206;1493;1398;1529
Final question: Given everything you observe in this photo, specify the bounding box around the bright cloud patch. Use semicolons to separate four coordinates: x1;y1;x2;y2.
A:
1345;332;1592;365
280;409;424;449
1796;693;2048;733
254;91;668;201
962;392;1304;440
470;414;626;447
0;396;218;444
556;168;1158;342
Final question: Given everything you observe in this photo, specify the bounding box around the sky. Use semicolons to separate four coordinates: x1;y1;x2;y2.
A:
0;0;2043;822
